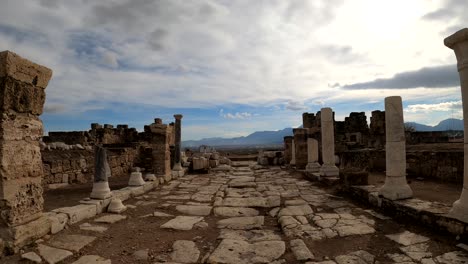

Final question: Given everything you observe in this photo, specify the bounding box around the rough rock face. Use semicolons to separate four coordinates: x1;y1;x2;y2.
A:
0;50;52;249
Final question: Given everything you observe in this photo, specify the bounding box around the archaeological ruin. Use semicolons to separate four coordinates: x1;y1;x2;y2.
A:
1;28;468;263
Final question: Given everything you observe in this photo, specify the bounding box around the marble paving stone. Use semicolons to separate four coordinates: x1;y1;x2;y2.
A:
170;240;200;263
386;231;430;246
217;216;264;230
38;244;73;264
175;205;212;216
207;239;285;264
47;234;97;252
161;216;204;230
214;207;259;217
94;214;127;224
71;255;112;264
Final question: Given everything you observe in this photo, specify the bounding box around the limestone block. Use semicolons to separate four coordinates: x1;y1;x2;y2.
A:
143;182;154;192
8;215;50;251
0;77;46;115
0;114;43;141
80;198;112;214
0;51;52;88
0;140;43;180
0;177;43;226
53;204;97;225
192;157;205;170
112;188;132;202
46;212;68;234
130;186;145;197
209;159;219;168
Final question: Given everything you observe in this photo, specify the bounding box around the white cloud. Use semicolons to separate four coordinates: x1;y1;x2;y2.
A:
405;100;462;113
219;109;252;120
285;100;308;111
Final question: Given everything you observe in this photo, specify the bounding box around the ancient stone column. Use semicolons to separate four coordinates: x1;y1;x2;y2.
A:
445;28;468;222
173;114;183;171
90;145;112;199
306;138;321;172
293;128;308;169
290;139;296;166
319;107;339;177
378;96;412;200
283;136;293;164
150;119;172;182
0;51;52;249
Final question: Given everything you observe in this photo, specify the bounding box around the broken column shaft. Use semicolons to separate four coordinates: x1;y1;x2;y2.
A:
319;107;339;177
445;28;468;222
173;114;183;171
378;96;412;200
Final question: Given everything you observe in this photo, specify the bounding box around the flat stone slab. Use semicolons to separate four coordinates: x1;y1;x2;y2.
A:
214;207;259;217
176;205;212;216
386;231;430;246
47;234;97;252
21;252;42;263
171;240;200;263
435;251;468;264
278;205;314;217
154;211;174;217
79;223;108;233
217;216;264;230
221;197;279;208
161;216;204;230
38;244;73;264
207;239;285;264
218;229;282;242
335;250;374;264
290;239;314;261
94;214;127;224
71;255;111;264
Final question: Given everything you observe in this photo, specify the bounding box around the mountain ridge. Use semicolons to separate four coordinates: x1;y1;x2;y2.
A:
182;118;463;147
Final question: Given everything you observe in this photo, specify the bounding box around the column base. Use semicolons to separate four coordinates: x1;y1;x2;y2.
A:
306;162;321;173
128;172;145;186
319;164;339;177
108;198;127;214
90;181;112;200
448;188;468;223
378;176;413;200
173;162;183;171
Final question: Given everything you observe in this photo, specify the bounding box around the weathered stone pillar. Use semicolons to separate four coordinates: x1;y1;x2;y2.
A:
173;114;183;171
283;136;293;164
0;51;52;249
379;96;412;200
293;128;308;169
290;139;296;166
445;28;468;221
319;107;339;177
306;138;321;172
150;118;172;182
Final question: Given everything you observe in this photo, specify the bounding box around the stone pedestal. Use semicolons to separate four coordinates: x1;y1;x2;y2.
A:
445;28;468;222
173;114;183;171
319;108;339;177
379;96;412;200
290;140;296;166
128;172;145;186
90;182;112;199
0;51;52;250
107;198;126;213
306;138;321;172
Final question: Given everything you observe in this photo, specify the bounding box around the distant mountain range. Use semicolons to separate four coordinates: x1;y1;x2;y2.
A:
182;118;464;147
182;128;293;147
405;118;463;132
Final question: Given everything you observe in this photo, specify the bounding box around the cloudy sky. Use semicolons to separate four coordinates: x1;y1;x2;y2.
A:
0;0;466;140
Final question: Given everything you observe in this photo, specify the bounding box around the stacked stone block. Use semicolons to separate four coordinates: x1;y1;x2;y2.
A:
0;51;52;249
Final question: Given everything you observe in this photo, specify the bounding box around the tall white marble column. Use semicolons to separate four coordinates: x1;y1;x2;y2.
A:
319;108;339;177
445;28;468;222
379;96;412;200
306;138;321;172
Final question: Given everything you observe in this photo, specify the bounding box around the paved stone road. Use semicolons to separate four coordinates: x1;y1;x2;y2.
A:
14;161;468;263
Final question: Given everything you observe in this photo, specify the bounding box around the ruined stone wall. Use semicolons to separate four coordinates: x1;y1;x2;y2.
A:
338;149;464;183
41;147;138;187
406;131;459;144
44;131;91;145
